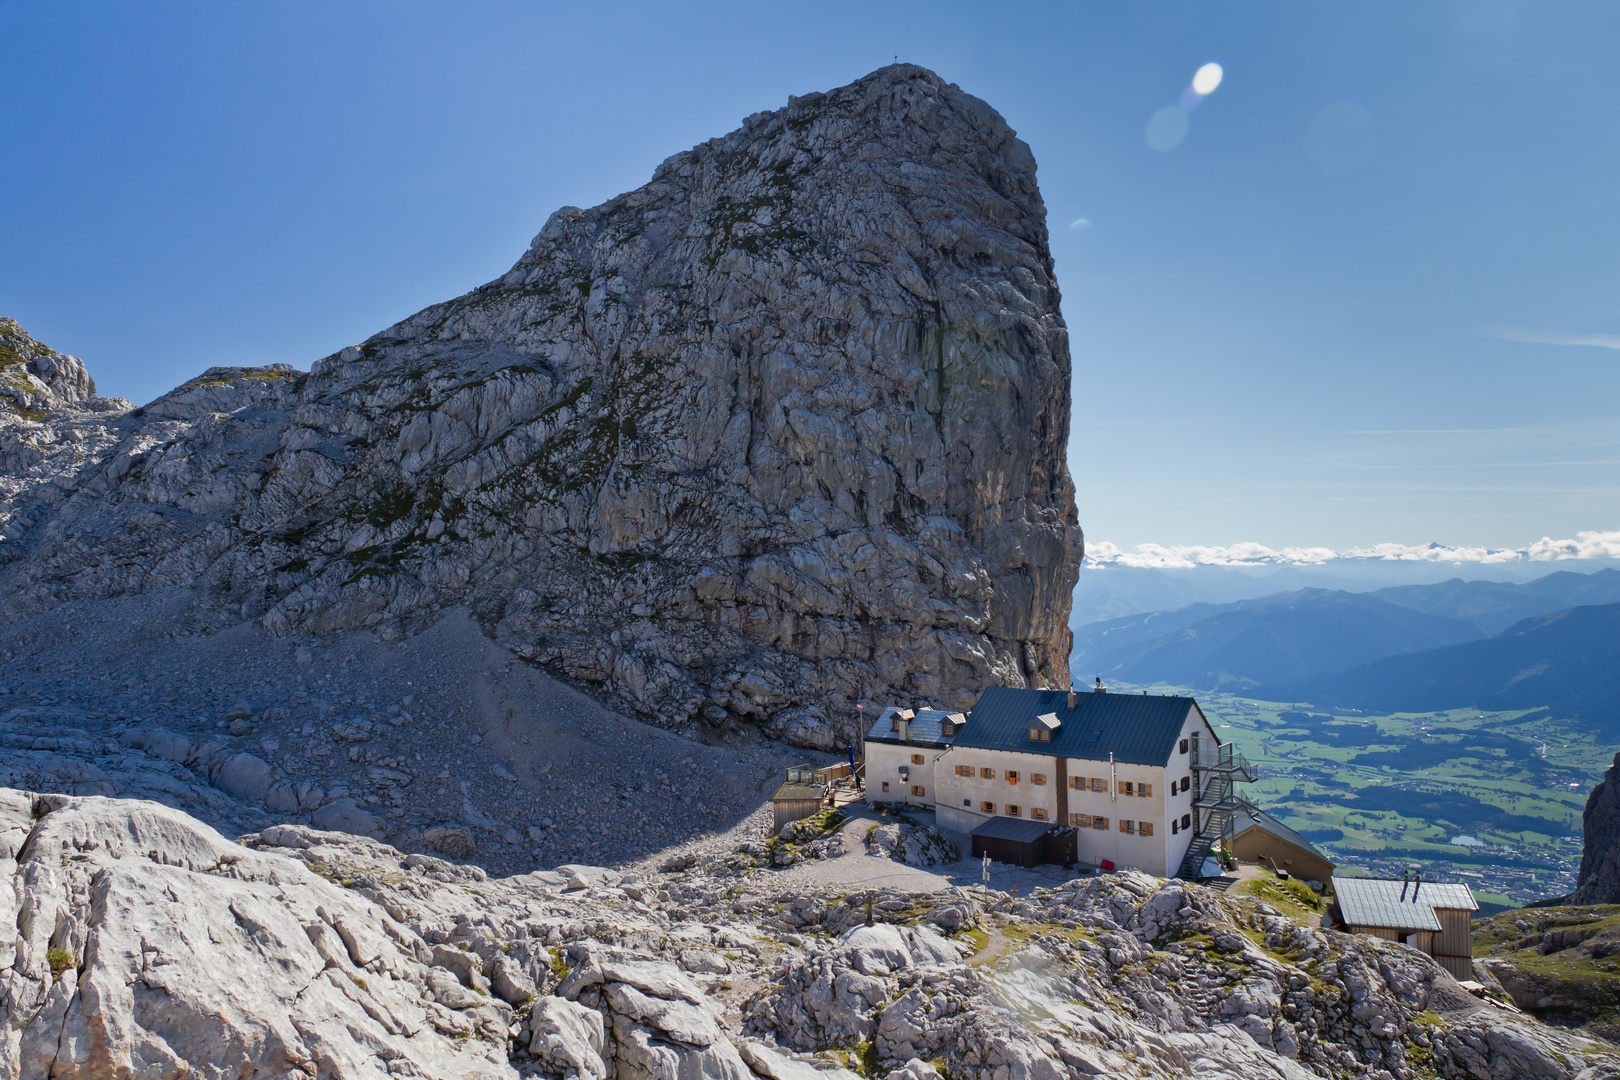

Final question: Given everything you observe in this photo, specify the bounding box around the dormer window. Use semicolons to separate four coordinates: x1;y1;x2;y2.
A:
1028;712;1060;742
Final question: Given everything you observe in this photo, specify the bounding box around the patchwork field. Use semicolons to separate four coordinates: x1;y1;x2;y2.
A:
1108;681;1611;907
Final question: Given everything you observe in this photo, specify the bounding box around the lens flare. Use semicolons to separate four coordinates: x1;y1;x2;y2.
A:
1192;62;1223;96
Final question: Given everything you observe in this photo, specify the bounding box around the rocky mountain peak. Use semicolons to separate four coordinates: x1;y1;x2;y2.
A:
0;65;1079;749
0;317;98;415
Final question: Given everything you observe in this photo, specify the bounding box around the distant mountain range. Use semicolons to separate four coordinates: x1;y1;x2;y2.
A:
1071;588;1488;689
1254;602;1620;728
1069;568;1620;699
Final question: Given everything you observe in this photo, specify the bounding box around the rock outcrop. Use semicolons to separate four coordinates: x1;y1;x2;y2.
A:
1573;750;1620;904
7;788;1618;1080
0;65;1080;749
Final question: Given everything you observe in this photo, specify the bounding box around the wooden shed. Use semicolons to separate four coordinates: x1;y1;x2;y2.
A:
1329;875;1478;980
971;817;1076;868
1229;807;1337;884
770;765;828;832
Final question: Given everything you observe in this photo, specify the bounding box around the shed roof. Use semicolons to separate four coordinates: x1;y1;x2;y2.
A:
865;706;964;748
970;816;1056;844
1233;808;1334;865
1331;876;1477;932
954;687;1203;766
770;781;825;803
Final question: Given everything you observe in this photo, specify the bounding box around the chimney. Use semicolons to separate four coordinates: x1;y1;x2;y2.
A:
1093;676;1106;694
895;717;910;741
1066;690;1078;709
1411;872;1422;902
1399;871;1409;902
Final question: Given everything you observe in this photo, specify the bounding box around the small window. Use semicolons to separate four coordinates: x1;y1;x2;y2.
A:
1171;819;1179;835
1030;807;1048;821
1031;773;1046;786
1005;804;1021;817
911;753;925;765
955;764;974;777
1090;777;1107;793
1139;783;1152;798
1120;819;1135;834
1180;776;1191;793
1068;776;1082;789
911;785;925;797
1006;770;1020;785
1092;816;1109;830
1179;738;1189;754
881;781;889;792
1120;781;1135;797
981;801;996;813
963;799;971;807
1071;813;1090;828
1028;726;1050;741
1140;822;1154;837
1181;813;1192;829
980;767;995;779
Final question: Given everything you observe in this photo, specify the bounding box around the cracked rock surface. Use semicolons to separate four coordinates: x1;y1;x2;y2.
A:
0;63;1079;751
6;789;1619;1080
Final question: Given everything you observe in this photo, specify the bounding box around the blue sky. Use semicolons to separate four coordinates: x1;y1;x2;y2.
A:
3;1;1616;552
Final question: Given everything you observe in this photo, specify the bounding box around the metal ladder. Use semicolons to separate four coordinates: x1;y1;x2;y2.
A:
1176;737;1258;880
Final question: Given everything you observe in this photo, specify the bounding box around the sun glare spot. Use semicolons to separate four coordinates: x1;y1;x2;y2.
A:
1192;62;1223;96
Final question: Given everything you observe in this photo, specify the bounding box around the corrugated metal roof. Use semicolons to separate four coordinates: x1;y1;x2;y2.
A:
770;781;825;802
1331;876;1477;931
970;816;1054;843
953;687;1200;766
865;706;964;748
1233;808;1332;863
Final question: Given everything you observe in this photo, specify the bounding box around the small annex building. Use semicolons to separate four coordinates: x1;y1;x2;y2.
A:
769;765;828;832
969;816;1077;868
1328;875;1478;979
1230;807;1337;884
862;706;965;808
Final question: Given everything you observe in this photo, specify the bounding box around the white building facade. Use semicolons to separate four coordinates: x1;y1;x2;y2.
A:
865;685;1223;878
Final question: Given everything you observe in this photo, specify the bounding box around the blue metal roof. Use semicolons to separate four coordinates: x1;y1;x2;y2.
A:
865;706;963;749
951;687;1203;766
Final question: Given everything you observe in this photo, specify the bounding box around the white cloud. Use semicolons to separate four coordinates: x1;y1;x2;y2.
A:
1069;218;1092;231
1491;328;1620;351
1085;530;1620;568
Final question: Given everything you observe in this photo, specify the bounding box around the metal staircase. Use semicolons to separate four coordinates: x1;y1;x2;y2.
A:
1176;736;1259;880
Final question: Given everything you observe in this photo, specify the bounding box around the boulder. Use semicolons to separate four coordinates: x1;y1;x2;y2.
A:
1573;750;1620;903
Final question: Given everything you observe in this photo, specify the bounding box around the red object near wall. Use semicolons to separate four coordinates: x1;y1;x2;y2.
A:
1100;859;1115;872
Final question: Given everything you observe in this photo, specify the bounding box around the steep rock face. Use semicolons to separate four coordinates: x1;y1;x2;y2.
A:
1573;751;1620;903
0;65;1080;747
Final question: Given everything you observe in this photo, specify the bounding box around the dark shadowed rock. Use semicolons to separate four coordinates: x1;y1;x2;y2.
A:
1572;750;1620;904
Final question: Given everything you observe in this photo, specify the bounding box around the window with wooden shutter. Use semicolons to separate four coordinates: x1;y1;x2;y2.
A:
1092;816;1109;830
980;767;994;779
1068;776;1082;789
1030;807;1047;821
1090;777;1107;792
1121;781;1135;797
1006;771;1019;784
911;785;925;797
911;754;925;765
881;781;889;792
1140;822;1154;836
1139;783;1153;797
981;801;996;813
955;764;973;777
1120;819;1135;834
1071;813;1090;828
1006;804;1021;817
1031;773;1046;785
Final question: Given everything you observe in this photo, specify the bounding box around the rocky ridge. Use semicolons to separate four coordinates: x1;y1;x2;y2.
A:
6;789;1618;1080
0;63;1079;750
1574;752;1620;905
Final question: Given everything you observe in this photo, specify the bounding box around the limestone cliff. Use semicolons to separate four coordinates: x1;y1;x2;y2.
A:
0;66;1080;747
1573;751;1620;904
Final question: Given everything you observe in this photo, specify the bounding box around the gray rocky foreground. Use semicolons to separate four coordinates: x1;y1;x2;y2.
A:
5;788;1617;1080
0;61;1080;753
